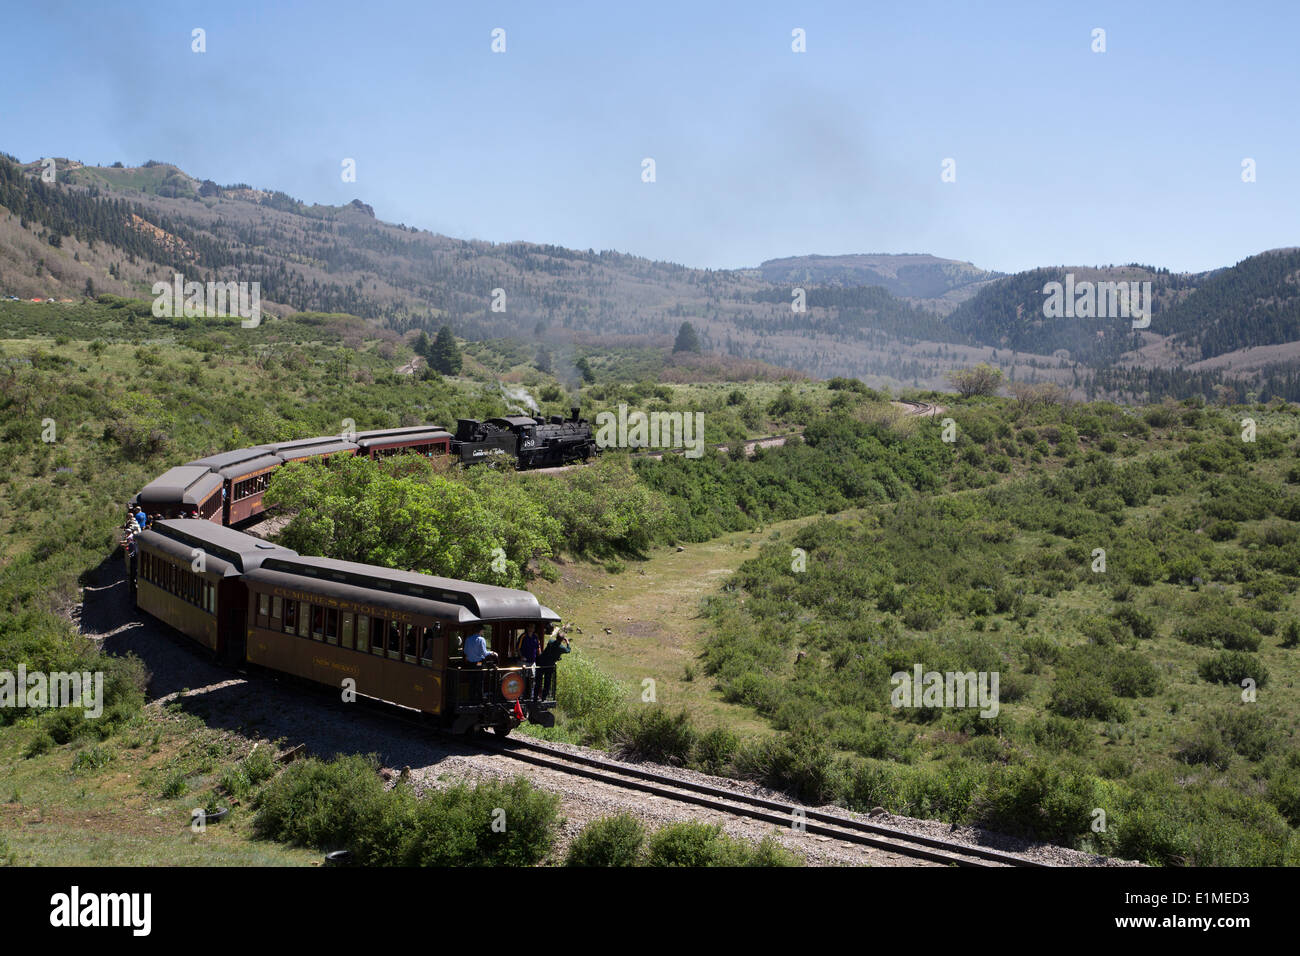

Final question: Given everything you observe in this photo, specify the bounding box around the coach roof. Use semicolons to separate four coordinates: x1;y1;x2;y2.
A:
188;448;283;480
258;555;553;621
243;567;481;623
257;437;360;460
148;519;297;571
352;425;449;440
135;466;223;507
356;429;451;450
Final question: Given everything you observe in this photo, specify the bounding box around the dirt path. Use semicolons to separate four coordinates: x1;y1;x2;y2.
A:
528;518;822;732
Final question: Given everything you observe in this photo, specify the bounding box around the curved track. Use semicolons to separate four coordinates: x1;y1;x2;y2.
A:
475;734;1051;868
893;399;943;418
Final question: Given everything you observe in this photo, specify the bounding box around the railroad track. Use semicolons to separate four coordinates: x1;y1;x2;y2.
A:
475;733;1051;868
893;399;943;418
245;653;1048;867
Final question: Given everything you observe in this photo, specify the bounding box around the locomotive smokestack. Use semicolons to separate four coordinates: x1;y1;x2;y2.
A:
570;406;580;422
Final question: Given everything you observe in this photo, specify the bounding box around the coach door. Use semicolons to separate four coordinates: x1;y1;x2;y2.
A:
218;578;249;664
418;622;446;714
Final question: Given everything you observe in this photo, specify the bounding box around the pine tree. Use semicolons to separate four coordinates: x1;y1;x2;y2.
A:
414;330;431;360
673;321;701;353
429;326;463;375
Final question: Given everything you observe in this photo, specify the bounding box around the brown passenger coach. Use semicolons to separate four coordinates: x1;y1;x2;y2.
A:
129;520;561;735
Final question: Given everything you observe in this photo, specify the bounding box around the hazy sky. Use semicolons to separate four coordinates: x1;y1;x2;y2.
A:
4;0;1297;274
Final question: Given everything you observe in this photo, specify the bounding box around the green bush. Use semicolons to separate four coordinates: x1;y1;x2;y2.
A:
1176;613;1261;652
1178;708;1277;764
645;822;800;867
1113;605;1156;640
551;652;630;746
398;778;560;867
1048;674;1129;721
734;732;840;804
1198;651;1269;687
252;754;384;849
693;727;740;774
616;708;697;764
254;756;560;866
161;771;190;799
244;746;277;785
23;729;53;758
564;814;645;866
70;744;113;773
969;761;1097;846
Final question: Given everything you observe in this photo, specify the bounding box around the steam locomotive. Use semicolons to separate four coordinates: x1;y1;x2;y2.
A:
453;407;599;469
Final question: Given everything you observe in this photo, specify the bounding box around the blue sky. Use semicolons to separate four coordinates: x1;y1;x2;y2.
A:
3;0;1297;274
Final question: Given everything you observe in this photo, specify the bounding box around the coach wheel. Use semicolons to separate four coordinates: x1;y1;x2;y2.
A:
489;721;512;737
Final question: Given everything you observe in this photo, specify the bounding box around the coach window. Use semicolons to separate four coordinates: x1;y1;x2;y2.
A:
371;617;386;655
298;603;311;638
272;596;282;623
356;614;370;653
404;622;418;662
326;608;339;645
283;599;297;634
341;612;354;650
257;593;270;627
387;620;402;659
421;625;439;666
312;605;325;641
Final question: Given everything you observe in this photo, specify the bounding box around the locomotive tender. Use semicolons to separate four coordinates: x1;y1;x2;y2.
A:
131;520;561;735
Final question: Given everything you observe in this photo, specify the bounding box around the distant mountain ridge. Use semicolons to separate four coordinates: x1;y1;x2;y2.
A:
758;252;1003;314
3;151;1300;401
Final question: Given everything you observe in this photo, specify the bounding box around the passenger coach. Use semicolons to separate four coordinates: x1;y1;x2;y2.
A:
130;520;561;735
132;520;294;653
131;425;453;528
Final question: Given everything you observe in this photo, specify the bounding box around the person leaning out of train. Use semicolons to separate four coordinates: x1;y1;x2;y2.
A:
536;632;570;701
135;507;147;531
520;625;543;698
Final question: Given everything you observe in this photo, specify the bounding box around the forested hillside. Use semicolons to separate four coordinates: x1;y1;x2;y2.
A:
4;152;1300;399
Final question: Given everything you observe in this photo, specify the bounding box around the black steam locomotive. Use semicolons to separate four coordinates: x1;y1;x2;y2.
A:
453;407;599;469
